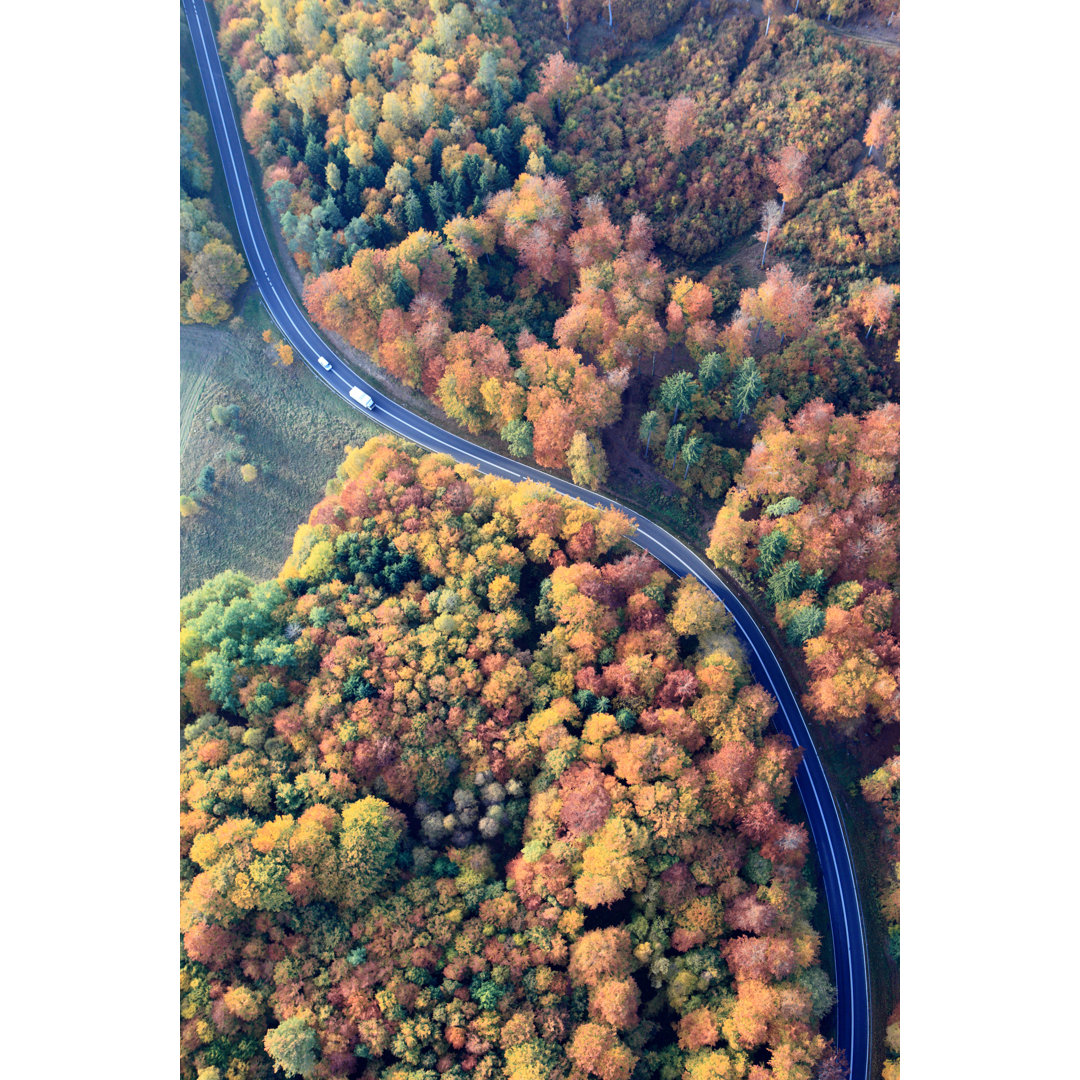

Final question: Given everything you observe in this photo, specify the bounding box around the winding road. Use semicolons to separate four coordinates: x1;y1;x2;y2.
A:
182;2;872;1075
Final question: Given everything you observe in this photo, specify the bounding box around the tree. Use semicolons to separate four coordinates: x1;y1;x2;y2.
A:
569;1022;636;1080
851;280;897;340
767;146;810;210
337;797;405;906
427;182;450;227
664;423;686;462
659;370;696;425
669;577;728;639
404;190;424;232
263;1016;318;1077
569;927;634;986
539;52;578;106
195;465;216;498
186;238;248;325
276;341;295;367
211;403;239;429
180;96;213;195
664;96;699;155
567;432;610;488
815;1048;849;1080
180;495;202;518
785;604;825;645
803;600;899;734
530;395;578;469
757;528;789;576
475;50;500;95
681;434;705;479
638;411;660;457
698;352;727;392
864;100;894;158
390;265;414;309
501;418;534;459
740;263;813;345
758;200;783;268
241;463;258;482
557;0;575;40
591;977;639;1030
730;358;763;420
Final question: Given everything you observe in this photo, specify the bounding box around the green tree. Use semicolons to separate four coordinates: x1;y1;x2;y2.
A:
766;559;804;604
680;434;705;479
427;182;450;227
319;193;344;231
263;1016;318;1078
638;410;660;457
304;134;328;180
786;605;825;645
404;190;424;232
698;352;728;392
764;496;802;518
730;357;763;421
195;465;216;497
501;419;534;459
372;135;393;174
805;568;828;597
664;423;686;462
659;370;696;425
390;265;414;309
475;51;500;94
211;404;240;429
757;528;788;576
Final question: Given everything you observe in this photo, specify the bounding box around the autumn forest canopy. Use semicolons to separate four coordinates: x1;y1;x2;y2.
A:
181;2;901;1078
182;437;848;1080
198;0;898;481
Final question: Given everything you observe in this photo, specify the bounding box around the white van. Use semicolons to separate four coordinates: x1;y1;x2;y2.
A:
349;386;375;410
316;355;332;370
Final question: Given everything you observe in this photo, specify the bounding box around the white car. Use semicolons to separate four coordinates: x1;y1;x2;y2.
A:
316;355;332;370
349;386;375;410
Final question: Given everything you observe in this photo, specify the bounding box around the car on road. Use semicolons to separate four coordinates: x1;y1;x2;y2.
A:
349;386;375;409
316;355;332;370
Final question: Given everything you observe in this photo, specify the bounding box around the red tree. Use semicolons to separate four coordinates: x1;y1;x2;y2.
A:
663;96;699;155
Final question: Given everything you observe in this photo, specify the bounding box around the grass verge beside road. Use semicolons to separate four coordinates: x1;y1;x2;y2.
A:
180;291;381;595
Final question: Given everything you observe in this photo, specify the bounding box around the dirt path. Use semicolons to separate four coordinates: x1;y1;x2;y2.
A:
736;0;899;54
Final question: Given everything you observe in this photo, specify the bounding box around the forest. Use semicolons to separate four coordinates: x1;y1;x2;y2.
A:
182;54;249;323
181;437;848;1080
705;398;900;986
204;0;898;478
183;2;901;1077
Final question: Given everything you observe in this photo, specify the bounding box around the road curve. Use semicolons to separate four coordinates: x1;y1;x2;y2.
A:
183;2;872;1075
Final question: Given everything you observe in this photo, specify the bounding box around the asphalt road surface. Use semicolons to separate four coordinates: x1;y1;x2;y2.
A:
183;2;872;1074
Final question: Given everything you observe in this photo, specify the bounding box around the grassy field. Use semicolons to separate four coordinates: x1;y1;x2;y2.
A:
180;8;382;596
180;290;382;595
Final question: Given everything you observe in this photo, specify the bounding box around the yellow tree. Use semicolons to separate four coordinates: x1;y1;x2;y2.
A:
864;100;895;158
669;577;731;639
566;432;609;488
